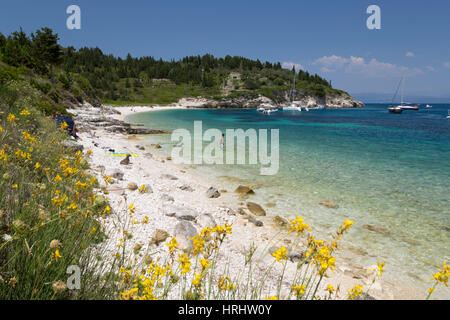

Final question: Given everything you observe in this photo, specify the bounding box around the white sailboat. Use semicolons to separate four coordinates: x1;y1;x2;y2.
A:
446;110;450;119
426;104;433;108
283;71;302;112
388;75;419;112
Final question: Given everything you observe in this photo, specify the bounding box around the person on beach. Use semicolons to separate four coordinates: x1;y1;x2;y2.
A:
219;133;224;150
54;114;79;139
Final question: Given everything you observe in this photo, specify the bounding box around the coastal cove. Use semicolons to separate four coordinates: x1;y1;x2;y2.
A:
123;104;450;299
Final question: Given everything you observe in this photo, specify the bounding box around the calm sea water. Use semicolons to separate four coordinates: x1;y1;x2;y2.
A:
126;104;450;297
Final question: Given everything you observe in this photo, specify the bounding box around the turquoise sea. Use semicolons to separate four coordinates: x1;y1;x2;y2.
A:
126;104;450;298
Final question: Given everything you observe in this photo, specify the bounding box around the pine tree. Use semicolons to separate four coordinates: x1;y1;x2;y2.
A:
31;27;63;83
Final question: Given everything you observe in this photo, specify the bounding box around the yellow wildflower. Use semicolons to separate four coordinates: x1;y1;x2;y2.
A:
54;174;62;182
289;216;311;234
292;284;306;297
7;113;16;123
52;249;62;262
176;253;191;274
272;246;288;262
200;258;210;270
347;284;363;300
325;284;336;294
20;109;31;116
166;237;178;254
0;149;7;162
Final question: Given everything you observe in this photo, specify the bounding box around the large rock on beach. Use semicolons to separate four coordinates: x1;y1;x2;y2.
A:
179;185;194;192
195;213;217;229
174;221;197;253
127;182;138;191
63;140;84;151
206;187;221;198
246;202;266;216
150;229;170;246
164;205;198;221
234;185;255;195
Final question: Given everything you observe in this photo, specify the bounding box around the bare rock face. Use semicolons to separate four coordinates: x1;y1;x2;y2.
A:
150;229;170;246
206;187;221;198
246;202;266;216
174;221;197;253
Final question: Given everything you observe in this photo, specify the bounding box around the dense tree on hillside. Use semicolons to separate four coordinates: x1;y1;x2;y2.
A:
31;28;63;83
0;27;337;103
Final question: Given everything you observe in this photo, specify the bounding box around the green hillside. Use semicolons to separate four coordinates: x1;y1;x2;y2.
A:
1;27;347;108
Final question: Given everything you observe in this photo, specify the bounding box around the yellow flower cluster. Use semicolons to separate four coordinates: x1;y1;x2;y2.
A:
0;149;7;162
288;216;311;234
429;261;449;291
22;131;37;145
272;246;288;262
119;261;173;300
166;237;178;254
190;224;232;256
347;284;363;300
177;253;191;274
218;275;235;291
7;113;16;123
15;149;32;161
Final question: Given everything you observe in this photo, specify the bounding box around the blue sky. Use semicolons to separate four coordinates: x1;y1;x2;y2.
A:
1;0;450;97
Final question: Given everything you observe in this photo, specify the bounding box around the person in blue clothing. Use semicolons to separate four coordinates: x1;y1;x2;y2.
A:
54;114;79;139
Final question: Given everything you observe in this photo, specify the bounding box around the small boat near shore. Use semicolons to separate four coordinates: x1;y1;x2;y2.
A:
257;103;278;115
446;110;450;119
388;75;419;113
388;106;403;114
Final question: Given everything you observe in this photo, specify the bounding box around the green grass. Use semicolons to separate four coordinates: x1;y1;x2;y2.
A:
0;79;120;299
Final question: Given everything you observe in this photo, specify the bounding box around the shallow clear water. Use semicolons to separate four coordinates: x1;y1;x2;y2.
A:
126;104;450;297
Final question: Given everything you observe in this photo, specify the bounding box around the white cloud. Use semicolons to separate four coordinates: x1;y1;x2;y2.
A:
406;51;415;57
313;55;423;78
426;66;435;72
282;61;303;71
444;62;450;68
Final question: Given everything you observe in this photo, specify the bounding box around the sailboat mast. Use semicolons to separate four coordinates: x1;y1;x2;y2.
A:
292;70;296;103
401;76;405;105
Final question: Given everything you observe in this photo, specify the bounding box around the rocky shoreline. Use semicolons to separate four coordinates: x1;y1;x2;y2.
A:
173;91;364;109
66;103;420;300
